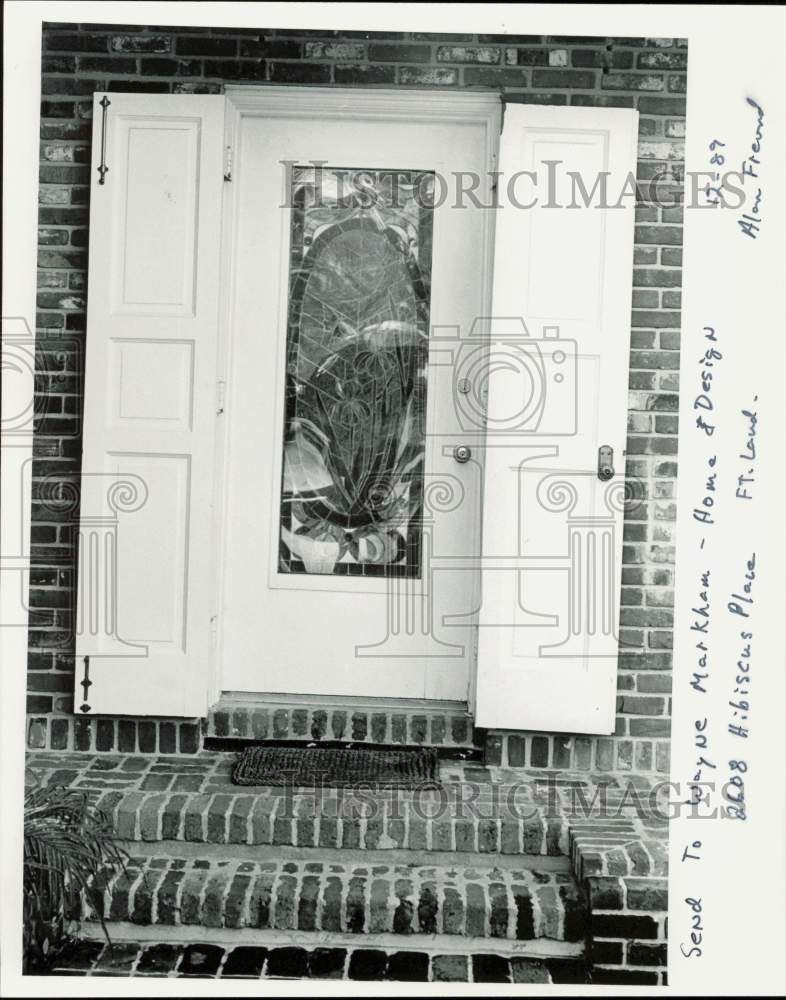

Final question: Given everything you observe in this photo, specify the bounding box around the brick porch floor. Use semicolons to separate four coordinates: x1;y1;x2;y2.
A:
25;749;669;985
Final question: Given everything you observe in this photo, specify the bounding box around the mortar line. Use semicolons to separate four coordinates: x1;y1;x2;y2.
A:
113;839;571;871
86;920;585;959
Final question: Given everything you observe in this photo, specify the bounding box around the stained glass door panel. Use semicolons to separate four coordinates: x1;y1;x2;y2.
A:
221;93;499;701
279;167;435;579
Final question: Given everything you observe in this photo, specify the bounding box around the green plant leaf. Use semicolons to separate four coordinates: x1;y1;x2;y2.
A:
23;782;128;972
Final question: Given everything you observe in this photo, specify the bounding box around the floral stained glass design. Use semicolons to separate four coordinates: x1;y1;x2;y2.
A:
279;166;435;578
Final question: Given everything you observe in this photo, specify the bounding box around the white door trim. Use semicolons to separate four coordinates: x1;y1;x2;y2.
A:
207;86;501;707
223;83;502;128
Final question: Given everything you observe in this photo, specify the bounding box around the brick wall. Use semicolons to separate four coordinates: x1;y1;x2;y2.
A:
28;22;686;758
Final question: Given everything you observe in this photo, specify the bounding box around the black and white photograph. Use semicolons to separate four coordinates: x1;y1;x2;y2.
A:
2;3;784;996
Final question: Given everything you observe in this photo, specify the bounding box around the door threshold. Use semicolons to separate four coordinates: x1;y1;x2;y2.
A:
208;693;478;750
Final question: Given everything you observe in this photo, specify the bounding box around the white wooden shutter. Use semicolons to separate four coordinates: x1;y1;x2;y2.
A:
474;104;638;734
74;93;224;717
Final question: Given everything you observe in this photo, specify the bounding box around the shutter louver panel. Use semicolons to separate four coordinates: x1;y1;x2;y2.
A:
74;93;225;717
474;104;638;735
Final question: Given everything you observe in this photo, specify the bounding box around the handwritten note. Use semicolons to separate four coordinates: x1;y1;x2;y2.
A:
738;97;765;238
671;88;772;972
670;85;776;976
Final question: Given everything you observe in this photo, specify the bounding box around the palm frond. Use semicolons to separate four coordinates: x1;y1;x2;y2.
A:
23;781;128;973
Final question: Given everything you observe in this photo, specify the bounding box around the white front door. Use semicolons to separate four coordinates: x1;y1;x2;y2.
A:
218;89;500;702
76;92;637;726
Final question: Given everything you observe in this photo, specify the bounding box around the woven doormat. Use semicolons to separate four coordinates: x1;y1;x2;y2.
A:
232;745;440;789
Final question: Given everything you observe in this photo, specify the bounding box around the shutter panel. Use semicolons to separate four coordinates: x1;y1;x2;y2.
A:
74;93;224;717
474;104;638;734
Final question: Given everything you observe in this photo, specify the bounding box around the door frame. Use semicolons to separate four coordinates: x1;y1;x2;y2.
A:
206;86;501;709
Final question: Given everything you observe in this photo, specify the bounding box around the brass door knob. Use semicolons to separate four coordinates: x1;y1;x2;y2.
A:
453;445;472;464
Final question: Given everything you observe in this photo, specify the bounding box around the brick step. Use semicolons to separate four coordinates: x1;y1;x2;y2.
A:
83;847;587;948
207;697;478;751
53;934;591;983
29;751;648;859
74;751;576;854
106;788;575;855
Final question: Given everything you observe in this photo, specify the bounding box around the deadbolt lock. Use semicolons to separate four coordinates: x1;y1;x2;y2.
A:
597;445;614;481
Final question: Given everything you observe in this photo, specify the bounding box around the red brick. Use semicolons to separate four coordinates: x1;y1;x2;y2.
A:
108;867;140;920
432;954;468;981
183;794;210;842
206;794;232;843
463;67;529;87
239;39;300;59
369;878;391;933
175;36;235;56
628;941;667;965
139;794;165;840
533;69;596;88
228;795;254;844
269;62;331;84
250;797;275;844
442;886;464;934
111;34;171;53
603;73;664;92
247;870;274;928
369;42;431;62
398;66;457;86
335;64;395;85
321;875;343;932
155;867;185;924
346;876;366;932
629;718;670;737
222;872;251;928
638;96;686;115
592;912;659;938
625;877;668;911
573;50;633;69
161;795;188;840
131;867;166;924
436;45;500;64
